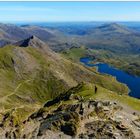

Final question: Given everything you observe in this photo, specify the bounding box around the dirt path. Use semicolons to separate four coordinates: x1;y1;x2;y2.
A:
0;79;32;101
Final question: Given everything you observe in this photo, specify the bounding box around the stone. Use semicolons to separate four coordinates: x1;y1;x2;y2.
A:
103;106;110;112
116;123;128;130
42;112;48;119
79;133;89;139
97;102;103;109
116;115;123;121
88;133;96;138
132;120;140;128
36;117;43;121
103;101;111;106
61;122;77;136
69;94;81;101
113;132;121;139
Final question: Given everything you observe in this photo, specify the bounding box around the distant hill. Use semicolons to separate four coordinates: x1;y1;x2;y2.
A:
21;25;56;41
0;23;61;47
1;22;140;54
0;23;31;42
87;23;135;35
71;23;140;54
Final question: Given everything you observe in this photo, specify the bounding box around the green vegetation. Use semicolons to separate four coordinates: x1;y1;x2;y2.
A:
26;46;49;66
76;83;140;111
0;42;139;125
88;49;140;76
0;24;140;138
43;82;140;111
62;46;140;76
0;45;69;122
0;46;15;70
61;46;87;62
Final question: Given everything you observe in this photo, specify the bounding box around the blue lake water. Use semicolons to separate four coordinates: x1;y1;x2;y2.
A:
80;57;140;99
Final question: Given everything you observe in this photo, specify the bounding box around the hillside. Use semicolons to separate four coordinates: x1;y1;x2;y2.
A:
0;23;31;42
0;36;139;138
72;23;140;54
0;36;129;111
87;23;134;35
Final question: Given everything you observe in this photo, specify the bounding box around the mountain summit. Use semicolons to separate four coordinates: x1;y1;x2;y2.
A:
14;35;55;56
14;35;47;48
94;23;132;34
98;23;126;29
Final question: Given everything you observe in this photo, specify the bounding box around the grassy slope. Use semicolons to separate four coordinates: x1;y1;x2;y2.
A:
61;47;87;62
0;46;68;122
41;83;140;112
0;45;132;123
60;47;140;111
76;83;140;111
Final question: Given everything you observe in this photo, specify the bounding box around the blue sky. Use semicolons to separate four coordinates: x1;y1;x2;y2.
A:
1;2;140;23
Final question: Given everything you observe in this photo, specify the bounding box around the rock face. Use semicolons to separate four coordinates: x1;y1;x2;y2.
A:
0;94;139;139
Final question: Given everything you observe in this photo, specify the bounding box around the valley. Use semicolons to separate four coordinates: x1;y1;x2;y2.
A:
0;22;140;138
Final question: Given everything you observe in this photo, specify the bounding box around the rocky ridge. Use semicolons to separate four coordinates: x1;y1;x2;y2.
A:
0;86;139;139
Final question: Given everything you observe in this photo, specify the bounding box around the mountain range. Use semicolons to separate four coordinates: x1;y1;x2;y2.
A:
1;22;140;53
0;23;140;138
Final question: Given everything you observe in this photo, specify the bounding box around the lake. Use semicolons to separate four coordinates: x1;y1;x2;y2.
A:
80;57;140;99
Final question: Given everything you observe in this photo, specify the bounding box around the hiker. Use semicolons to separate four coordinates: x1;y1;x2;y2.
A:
95;85;97;93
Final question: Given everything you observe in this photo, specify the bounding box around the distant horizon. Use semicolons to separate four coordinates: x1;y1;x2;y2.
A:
2;20;140;24
2;21;140;24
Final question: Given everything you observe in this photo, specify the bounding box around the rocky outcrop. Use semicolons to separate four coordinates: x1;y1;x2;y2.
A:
0;95;139;139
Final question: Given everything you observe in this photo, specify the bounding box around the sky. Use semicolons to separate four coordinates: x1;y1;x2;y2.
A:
0;2;140;23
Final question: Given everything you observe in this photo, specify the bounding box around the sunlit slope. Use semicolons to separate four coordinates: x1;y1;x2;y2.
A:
0;37;129;117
